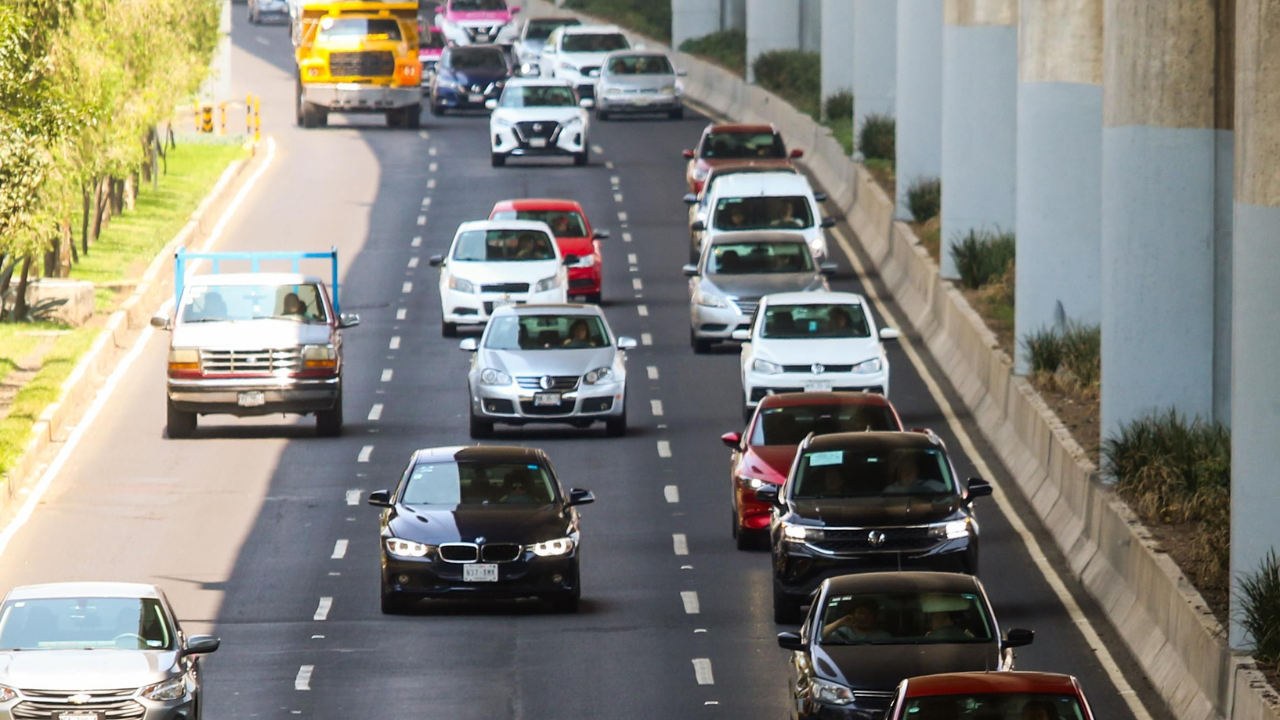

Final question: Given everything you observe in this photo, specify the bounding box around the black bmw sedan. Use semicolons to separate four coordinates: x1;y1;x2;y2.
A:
368;445;594;614
758;431;993;623
776;572;1033;720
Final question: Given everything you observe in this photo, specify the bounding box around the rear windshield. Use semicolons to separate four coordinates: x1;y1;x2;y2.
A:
452;0;507;10
709;241;813;274
318;17;402;40
401;461;555;505
0;597;175;651
902;694;1087;720
794;447;955;498
453;229;556;261
762;303;869;339
525;18;579;41
448;47;507;70
701;131;787;159
607;54;673;75
751;404;899;445
714;196;812;231
819;592;992;645
486;314;608;350
562;33;629;53
500;84;577;107
179;283;328;324
492;209;587;237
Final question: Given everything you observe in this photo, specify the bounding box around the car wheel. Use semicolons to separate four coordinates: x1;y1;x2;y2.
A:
731;506;739;540
315;393;343;437
604;403;626;437
595;108;609;121
691;329;712;354
773;584;803;624
380;586;413;615
585;291;602;305
669;107;684;120
573;149;588;167
385;108;403;128
166;400;196;439
736;528;757;551
490;152;506;167
430;98;444;116
405;104;422;128
441;321;458;337
469;412;493;439
295;76;305;126
301;101;325;128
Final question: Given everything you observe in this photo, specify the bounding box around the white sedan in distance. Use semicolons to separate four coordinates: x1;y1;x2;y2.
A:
487;79;592;166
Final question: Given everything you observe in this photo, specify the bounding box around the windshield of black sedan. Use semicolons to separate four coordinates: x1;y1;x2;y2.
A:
179;283;328;323
710;241;813;274
762;303;870;339
902;694;1086;720
501;85;577;107
752;404;898;445
0;597;175;650
453;229;556;261
401;461;556;505
447;47;507;70
486;314;608;350
714;196;812;231
794;447;955;498
819;592;992;645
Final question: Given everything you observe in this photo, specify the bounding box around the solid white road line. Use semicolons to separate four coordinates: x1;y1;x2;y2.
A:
637;305;649;317
411;236;421;247
632;278;643;290
617;211;628;222
368;404;383;421
641;333;653;345
396;308;407;320
672;533;689;555
402;281;412;293
650;399;663;416
692;659;714;685
657;440;672;458
408;257;419;268
389;336;401;349
357;445;373;462
628;253;638;264
647;365;659;380
331;539;348;559
622;232;632;242
664;485;679;503
313;597;332;621
381;369;393;382
830;225;1152;720
345;489;361;506
295;665;313;691
416;215;426;225
681;591;700;614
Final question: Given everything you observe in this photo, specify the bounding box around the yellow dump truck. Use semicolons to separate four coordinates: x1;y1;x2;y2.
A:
293;0;423;128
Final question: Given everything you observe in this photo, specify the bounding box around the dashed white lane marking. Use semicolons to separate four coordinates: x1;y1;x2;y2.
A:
650;399;663;416
429;146;438;156
610;175;620;185
632;277;643;290
672;533;689;555
614;193;624;203
402;281;412;293
591;144;604;154
681;591;700;614
396;308;407;320
381;369;393;382
389;336;401;349
254;36;270;45
637;305;649;317
418;130;430;140
705;701;719;706
647;365;659;380
622;232;632;242
617;211;628;222
421;197;432;207
641;333;653;345
331;539;348;559
429;161;438;172
358;445;374;462
628;253;638;264
692;659;714;685
345;489;361;505
664;485;679;503
605;160;615;169
411;236;421;247
408;257;419;268
416;215;426;225
657;440;672;458
427;178;436;189
313;597;333;621
368;404;384;421
295;665;313;691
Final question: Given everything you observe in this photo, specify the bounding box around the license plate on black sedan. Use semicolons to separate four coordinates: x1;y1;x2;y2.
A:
534;393;560;406
463;564;498;582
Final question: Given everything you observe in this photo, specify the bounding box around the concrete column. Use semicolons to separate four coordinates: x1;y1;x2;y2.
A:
746;0;801;83
894;0;943;217
939;0;1017;278
722;0;747;31
821;0;855;111
1099;0;1233;439
201;0;232;102
1231;0;1279;650
852;0;896;136
800;0;823;52
1012;0;1103;374
673;0;722;49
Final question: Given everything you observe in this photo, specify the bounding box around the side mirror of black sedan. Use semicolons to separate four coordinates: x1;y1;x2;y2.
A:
1002;628;1035;649
428;255;445;267
966;478;993;501
367;489;393;507
181;635;220;657
777;632;806;651
720;431;741;449
566;488;595;507
754;484;780;503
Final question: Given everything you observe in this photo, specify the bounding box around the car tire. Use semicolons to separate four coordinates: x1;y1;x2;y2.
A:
469;412;493;439
166;400;196;439
595;108;609;121
585;291;602;305
550;588;580;613
573;149;588;167
669;107;684;120
385;108;403;128
301;101;326;128
773;584;803;624
604;403;626;437
405;104;422;128
430;98;444;116
316;393;343;437
736;528;757;551
691;329;712;355
490;152;506;167
380;586;413;615
441;321;458;337
295;76;305;126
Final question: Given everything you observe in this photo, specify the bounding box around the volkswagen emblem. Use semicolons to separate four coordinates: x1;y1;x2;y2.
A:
867;530;886;547
532;122;544;132
68;694;92;705
811;363;825;375
539;376;555;390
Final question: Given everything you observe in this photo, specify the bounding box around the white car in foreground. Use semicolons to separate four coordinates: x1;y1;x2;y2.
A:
487;79;592;166
736;291;899;421
430;220;572;336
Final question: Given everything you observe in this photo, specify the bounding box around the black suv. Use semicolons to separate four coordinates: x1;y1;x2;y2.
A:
758;431;992;623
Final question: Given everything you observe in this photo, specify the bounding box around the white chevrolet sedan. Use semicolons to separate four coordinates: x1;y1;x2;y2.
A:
486;79;592;167
430;220;572;336
736;291;899;421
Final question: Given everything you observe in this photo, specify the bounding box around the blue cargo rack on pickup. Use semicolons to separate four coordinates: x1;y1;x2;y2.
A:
174;247;343;315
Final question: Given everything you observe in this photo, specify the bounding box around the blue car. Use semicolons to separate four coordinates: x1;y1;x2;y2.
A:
429;44;513;114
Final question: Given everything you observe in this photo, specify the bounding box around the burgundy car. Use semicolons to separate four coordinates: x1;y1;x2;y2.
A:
885;672;1096;720
683;123;802;193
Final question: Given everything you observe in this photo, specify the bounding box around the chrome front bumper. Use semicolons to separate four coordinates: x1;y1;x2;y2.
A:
168;376;340;416
303;84;421;111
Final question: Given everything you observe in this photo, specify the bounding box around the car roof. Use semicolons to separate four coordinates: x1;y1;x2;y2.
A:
758;391;896;410
707;123;777;134
456;219;555;234
413;445;546;464
189;272;322;286
707;162;798;179
763;290;866;306
6;582;163;601
492;198;586;213
707;230;811;246
904;672;1081;698
527;15;579;23
560;24;625;35
711;172;812;196
805;430;943;453
505;77;574;88
492;303;603;317
824;570;981;595
604;49;670;59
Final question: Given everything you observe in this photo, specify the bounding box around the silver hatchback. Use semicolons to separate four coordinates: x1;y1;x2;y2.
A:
0;582;219;720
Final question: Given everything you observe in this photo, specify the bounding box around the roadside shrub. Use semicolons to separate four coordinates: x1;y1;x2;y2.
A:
563;0;671;43
824;91;853;121
1023;327;1064;375
858;114;895;162
752;49;821;118
950;229;1015;290
1021;321;1100;393
905;178;941;223
1239;551;1280;666
680;30;747;77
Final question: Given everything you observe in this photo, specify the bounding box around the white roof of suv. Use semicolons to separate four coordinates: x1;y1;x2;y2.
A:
711;172;815;198
560;24;625;36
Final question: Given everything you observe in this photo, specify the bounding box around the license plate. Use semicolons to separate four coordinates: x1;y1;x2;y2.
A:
492;298;515;309
337;82;360;90
469;93;485;103
803;380;832;393
57;713;101;720
534;393;561;406
463;563;498;582
529;137;548;148
237;391;266;407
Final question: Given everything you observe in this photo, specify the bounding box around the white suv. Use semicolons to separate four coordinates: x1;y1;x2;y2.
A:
487;79;592;166
691;171;833;262
540;24;630;100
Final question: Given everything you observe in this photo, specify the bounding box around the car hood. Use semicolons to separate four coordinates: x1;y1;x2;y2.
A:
743;445;797;483
171;319;331;349
492;107;586;124
704;272;823;299
790;495;961;525
754;337;880;365
449;259;561;285
602;74;677;91
482;347;615;377
517;39;545;55
390;504;568;544
444;9;514;25
554;236;596;258
811;642;997;690
560;51;612;68
442;67;509;86
0;651;176;690
700;158;793;172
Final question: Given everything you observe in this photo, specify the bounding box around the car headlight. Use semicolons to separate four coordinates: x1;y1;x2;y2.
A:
386;537;433;558
929;518;971;539
691;165;709;182
528;536;576;557
695;290;728;308
559;61;577;72
520;61;539;75
302;344;337;370
603;86;624;96
480;368;512;386
737;474;767;490
583;366;613;384
449;275;475;293
0;686;16;703
851;357;883;374
534;275;560;292
167;348;200;372
661;85;677;94
563;114;584;128
492;115;514;128
810;678;854;705
141;677;187;702
752;358;783;374
436;76;457;88
781;523;824;542
573;254;596;268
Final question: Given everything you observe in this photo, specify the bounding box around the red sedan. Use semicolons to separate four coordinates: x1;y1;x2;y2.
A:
721;392;902;550
490;199;608;304
683;123;803;193
887;673;1096;720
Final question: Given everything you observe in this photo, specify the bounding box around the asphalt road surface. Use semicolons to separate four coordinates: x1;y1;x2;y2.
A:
0;14;1170;720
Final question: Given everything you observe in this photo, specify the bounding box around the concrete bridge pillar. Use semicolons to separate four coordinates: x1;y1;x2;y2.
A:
746;0;801;83
853;0;896;137
800;0;823;52
1100;0;1234;439
1013;0;1103;374
821;0;855;113
673;0;722;49
1231;0;1280;650
939;0;1018;279
895;0;943;217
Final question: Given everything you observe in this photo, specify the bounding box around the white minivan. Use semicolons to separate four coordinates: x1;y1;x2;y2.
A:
690;171;833;263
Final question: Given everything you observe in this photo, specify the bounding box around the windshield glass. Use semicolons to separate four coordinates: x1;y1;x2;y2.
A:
701;131;787;159
318;17;402;40
486;314;609;350
794;446;955;498
501;85;577;107
448;47;507;70
562;32;629;53
492;210;587;237
762;303;869;339
179;283;328;324
401;461;556;505
419;26;446;48
607;54;673;75
453;229;556;261
709;241;813;274
902;694;1087;720
525;18;578;41
751;404;898;445
452;0;507;10
0;597;175;651
819;592;992;645
713;196;813;231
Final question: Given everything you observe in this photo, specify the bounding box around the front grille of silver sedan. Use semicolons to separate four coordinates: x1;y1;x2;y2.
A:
13;694;145;720
200;348;302;374
516;376;580;391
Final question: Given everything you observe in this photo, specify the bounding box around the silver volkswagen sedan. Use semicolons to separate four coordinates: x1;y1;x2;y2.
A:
593;51;686;120
0;582;219;720
461;304;635;438
683;230;835;353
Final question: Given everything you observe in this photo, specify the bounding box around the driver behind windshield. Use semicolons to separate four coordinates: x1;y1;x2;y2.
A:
822;598;891;643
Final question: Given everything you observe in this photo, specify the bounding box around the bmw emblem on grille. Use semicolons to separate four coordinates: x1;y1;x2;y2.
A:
539;376;555;390
532;122;544;132
68;694;92;705
811;363;825;375
867;530;886;547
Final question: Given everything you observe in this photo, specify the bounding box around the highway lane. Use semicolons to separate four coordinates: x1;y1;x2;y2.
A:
0;11;1164;720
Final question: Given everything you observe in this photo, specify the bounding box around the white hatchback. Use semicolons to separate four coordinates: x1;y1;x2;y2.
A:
736;291;899;421
691;171;833;262
430;220;572;336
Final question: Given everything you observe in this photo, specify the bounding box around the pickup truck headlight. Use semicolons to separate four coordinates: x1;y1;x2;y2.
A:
534;275;560;293
752;358;783;375
168;348;200;373
480;368;512;386
302;344;337;370
583;367;613;385
141;677;187;702
449;275;476;293
851;357;883;374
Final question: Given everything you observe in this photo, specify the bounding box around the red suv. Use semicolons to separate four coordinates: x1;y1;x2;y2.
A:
721;392;902;550
886;673;1096;720
683;123;803;193
490;199;608;304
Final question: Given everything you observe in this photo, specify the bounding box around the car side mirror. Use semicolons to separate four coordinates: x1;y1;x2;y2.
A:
587;68;600;78
966;478;993;500
338;313;360;329
790;149;804;158
182;635;220;657
617;336;638;349
691;220;706;231
566;488;595;507
682;149;695;159
579;98;595;109
593;229;610;240
731;329;750;341
777;631;805;650
677;69;688;77
367;489;393;507
429;254;445;267
150;314;171;330
682;264;699;277
511;5;520;12
814;192;828;202
819;262;838;276
682;193;699;205
754;484;779;503
820;217;836;228
563;254;579;266
459;338;478;352
485;98;498;110
879;327;900;341
1002;628;1035;649
720;431;741;449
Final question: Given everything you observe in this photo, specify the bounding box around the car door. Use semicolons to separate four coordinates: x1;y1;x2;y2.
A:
541;28;562;77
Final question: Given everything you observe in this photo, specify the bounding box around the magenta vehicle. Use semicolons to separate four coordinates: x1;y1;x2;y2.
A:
418;25;446;82
437;0;520;46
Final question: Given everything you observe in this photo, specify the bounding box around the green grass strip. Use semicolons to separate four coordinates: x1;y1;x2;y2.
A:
0;327;97;476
